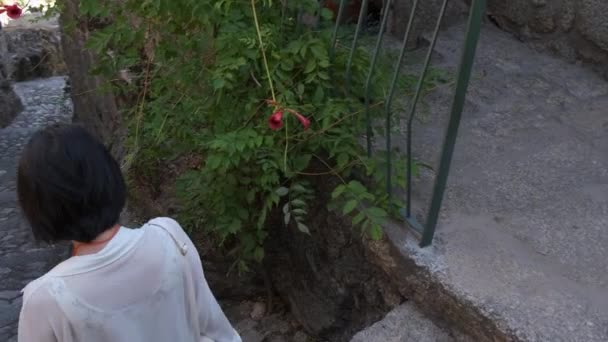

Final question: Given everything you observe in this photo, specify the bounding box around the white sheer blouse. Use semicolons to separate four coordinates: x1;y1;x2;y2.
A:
18;217;241;342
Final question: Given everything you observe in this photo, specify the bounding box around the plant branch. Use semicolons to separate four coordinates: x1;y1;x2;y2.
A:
312;153;346;184
251;0;276;103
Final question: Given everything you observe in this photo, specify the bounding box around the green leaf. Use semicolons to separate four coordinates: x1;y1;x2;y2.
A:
313;86;324;103
370;224;383;240
276;187;289;197
246;190;256;204
304;59;316;74
352;212;366;225
362;192;376;201
321;8;334;20
361;219;371;232
332;185;346;199
291;183;313;194
292;154;312;172
342;200;358;215
310;44;325;60
212;78;226;90
297;222;311;234
237;207;249;220
367;207;388;219
206;155;222;169
290;199;306;208
256;230;268;242
291;208;307;215
337;153;349;168
281;59;294;71
348;180;367;195
238;260;250;273
317;72;330;80
253;246;265;262
227;219;242;234
284;212;291;225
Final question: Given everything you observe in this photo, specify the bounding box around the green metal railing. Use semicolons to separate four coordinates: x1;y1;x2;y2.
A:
328;0;486;247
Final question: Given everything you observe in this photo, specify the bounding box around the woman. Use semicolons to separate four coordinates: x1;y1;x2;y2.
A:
17;124;241;342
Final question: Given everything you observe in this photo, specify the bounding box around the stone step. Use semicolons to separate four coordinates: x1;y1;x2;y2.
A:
350;303;469;342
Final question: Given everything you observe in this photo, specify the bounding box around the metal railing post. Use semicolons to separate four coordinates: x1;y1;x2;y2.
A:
420;0;486;247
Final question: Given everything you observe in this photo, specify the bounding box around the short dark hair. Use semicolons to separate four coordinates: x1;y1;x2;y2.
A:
17;124;126;243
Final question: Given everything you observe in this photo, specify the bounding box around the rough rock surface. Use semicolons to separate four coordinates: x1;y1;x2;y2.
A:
387;0;469;41
485;0;608;78
1;20;66;81
265;181;406;341
0;76;72;342
223;300;314;342
59;2;129;160
0;79;22;128
389;0;608;78
577;0;608;51
0;31;23;128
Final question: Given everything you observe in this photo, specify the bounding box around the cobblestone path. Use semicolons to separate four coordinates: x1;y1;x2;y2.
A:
0;76;72;342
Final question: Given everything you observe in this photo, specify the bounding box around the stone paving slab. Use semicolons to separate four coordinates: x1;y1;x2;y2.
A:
0;76;71;342
350;302;467;342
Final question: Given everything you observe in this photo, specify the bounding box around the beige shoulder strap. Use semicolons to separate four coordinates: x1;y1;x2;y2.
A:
148;222;189;256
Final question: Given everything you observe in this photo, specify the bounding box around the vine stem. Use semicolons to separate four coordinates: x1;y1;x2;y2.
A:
251;0;288;171
251;0;276;103
312;153;346;184
134;37;153;151
284;119;289;172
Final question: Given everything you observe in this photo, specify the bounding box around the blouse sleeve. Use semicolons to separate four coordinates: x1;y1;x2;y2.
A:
192;261;242;342
157;218;241;342
18;284;58;342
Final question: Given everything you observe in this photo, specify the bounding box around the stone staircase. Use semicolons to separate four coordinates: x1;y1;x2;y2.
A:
350;19;608;342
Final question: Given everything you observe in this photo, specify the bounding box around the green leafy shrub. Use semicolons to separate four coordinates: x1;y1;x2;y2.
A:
69;0;444;269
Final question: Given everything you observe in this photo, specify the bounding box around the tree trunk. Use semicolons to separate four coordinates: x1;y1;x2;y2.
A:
58;0;127;160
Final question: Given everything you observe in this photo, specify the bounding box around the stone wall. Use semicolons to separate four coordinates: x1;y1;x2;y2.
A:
388;0;608;78
0;14;67;128
1;27;66;81
486;0;608;78
0;76;22;128
386;0;469;47
0;33;23;128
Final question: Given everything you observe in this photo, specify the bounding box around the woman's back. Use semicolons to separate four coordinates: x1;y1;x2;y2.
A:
19;217;240;342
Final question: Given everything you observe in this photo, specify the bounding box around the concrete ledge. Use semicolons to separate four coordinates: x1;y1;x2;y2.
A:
364;226;512;341
368;217;608;341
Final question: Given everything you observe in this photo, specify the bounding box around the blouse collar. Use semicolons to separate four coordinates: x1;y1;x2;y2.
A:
45;226;145;277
